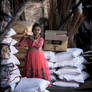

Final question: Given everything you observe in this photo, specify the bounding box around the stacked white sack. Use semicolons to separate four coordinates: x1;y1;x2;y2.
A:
53;48;89;88
1;28;21;91
44;48;89;88
44;51;57;82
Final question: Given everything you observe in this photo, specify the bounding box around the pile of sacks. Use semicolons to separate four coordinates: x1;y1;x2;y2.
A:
0;28;21;91
44;48;89;88
0;28;50;92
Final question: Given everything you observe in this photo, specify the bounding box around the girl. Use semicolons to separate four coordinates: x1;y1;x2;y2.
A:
19;23;50;82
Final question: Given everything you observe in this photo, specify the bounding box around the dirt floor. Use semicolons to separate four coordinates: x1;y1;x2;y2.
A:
47;86;92;92
47;78;92;92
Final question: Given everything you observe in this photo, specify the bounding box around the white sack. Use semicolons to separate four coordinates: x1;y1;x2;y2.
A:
59;74;84;83
1;64;19;78
50;75;56;82
50;69;56;74
55;48;83;62
55;52;73;62
44;51;56;62
55;67;82;75
43;89;50;92
67;48;83;57
1;75;20;87
8;74;20;85
53;81;79;88
1;37;17;45
81;71;89;80
1;79;9;87
5;28;16;37
14;77;50;92
54;56;87;68
1;67;9;78
47;61;54;69
9;65;21;76
78;64;86;70
10;46;19;54
10;39;17;46
11;83;17;92
1;54;20;65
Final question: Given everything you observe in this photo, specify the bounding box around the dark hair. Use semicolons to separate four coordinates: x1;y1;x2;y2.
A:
32;23;42;32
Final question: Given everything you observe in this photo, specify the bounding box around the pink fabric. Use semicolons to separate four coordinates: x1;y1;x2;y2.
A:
19;37;50;82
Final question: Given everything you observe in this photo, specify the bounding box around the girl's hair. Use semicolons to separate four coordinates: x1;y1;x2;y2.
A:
32;23;42;32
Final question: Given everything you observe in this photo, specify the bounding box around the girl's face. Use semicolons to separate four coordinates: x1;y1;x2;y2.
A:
33;26;41;35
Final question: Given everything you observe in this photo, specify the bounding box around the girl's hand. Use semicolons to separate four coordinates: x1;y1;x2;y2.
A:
24;29;33;36
29;36;34;41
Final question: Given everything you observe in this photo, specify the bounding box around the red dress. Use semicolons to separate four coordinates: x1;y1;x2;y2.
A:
19;37;50;82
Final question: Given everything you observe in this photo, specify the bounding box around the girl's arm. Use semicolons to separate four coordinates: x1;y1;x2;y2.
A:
19;35;29;47
32;38;44;48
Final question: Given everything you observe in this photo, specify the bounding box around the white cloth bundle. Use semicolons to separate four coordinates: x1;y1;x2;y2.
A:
53;81;79;88
14;77;50;92
55;67;82;75
10;45;19;54
1;54;20;65
44;51;56;62
5;28;16;37
1;37;17;45
54;56;87;68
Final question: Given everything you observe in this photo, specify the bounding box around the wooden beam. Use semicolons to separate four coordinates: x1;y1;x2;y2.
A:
59;0;82;30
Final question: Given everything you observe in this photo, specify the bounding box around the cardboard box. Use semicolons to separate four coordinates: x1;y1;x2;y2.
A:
45;30;67;35
44;30;68;51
